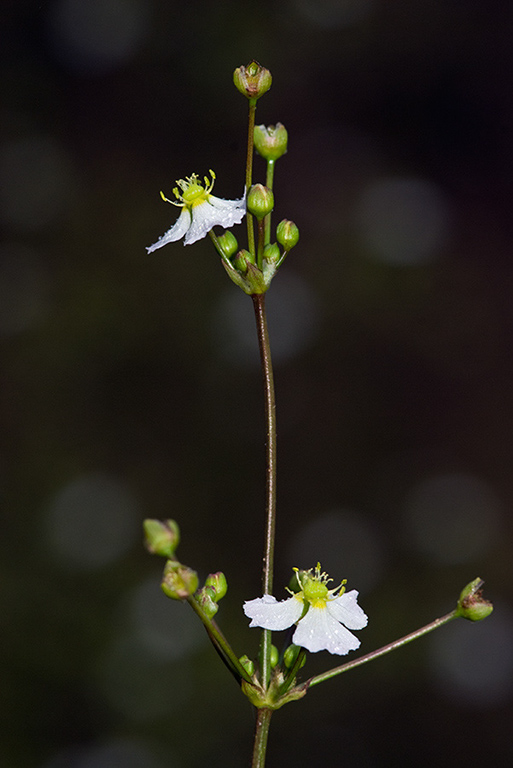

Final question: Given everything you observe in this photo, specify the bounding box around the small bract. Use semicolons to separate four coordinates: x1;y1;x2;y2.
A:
147;170;246;250
243;564;368;655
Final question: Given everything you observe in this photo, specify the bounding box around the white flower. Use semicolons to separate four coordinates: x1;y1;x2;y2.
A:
243;564;368;655
147;170;246;251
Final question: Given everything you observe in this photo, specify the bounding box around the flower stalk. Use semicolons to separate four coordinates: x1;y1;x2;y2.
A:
252;292;278;688
308;610;457;687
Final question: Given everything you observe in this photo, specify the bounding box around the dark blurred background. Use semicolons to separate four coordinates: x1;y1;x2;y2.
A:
2;1;513;766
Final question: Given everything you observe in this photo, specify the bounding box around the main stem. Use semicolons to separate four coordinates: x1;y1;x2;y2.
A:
251;708;273;768
252;293;277;690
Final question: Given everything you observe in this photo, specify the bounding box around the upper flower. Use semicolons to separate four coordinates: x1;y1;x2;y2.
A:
243;564;368;655
146;170;246;251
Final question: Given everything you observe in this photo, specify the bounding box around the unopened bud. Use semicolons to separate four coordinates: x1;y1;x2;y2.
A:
283;644;306;669
161;560;198;600
233;61;272;101
270;644;279;668
196;585;219;618
204;571;228;602
456;577;493;621
143;519;180;558
276;219;299;251
217;230;239;259
247;184;274;220
239;655;255;676
254;123;288;161
233;248;255;273
263;242;280;267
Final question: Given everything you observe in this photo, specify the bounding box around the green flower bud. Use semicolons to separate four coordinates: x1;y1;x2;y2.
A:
456;577;493;621
263;242;280;267
247;184;274;220
196;585;219;618
288;568;306;593
283;644;306;669
233;248;256;273
161;560;198;600
239;655;255;677
204;571;228;602
276;219;299;251
233;60;272;101
217;230;239;259
254;123;288;161
270;645;279;668
222;255;269;295
143;519;180;558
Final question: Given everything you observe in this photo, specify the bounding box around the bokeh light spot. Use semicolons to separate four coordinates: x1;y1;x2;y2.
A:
0;243;49;336
47;0;151;74
0;135;75;230
429;606;513;706
286;508;386;593
355;176;451;265
41;737;170;768
130;577;206;659
44;473;140;569
403;472;503;564
212;271;320;367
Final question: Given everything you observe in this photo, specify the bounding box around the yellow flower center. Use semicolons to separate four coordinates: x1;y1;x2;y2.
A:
160;170;216;208
292;563;347;610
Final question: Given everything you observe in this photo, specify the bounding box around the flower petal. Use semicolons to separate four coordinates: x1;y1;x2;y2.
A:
326;590;368;630
146;208;191;253
243;594;303;631
184;195;246;245
293;605;361;655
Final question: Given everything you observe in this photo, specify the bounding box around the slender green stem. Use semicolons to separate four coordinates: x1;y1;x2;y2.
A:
187;596;253;684
264;159;275;245
246;100;257;256
308;610;458;688
279;648;307;695
256;218;266;271
252;708;273;768
252;293;277;689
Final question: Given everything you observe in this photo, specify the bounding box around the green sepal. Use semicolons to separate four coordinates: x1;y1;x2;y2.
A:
143;519;180;558
195;585;219;618
239;655;255;677
161;560;199;600
204;571;228;602
254;123;288;161
455;577;493;621
233;60;272;101
247;184;274;220
241;672;310;710
221;256;269;295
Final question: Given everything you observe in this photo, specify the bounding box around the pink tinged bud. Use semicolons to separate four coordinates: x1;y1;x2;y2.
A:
254;123;288;161
204;571;228;602
161;561;199;600
143;518;180;558
196;585;219;618
233;60;272;101
456;577;494;621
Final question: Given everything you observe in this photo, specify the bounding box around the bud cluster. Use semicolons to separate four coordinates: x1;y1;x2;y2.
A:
143;518;227;617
